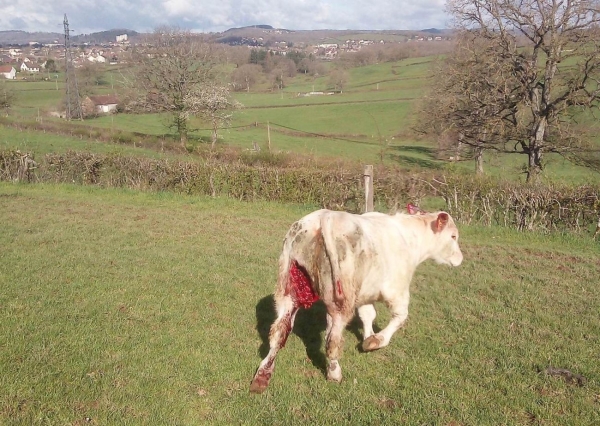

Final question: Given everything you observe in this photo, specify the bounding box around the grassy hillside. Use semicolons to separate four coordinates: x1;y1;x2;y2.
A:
2;54;599;183
1;183;598;425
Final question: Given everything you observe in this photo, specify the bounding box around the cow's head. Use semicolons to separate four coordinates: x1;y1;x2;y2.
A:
428;211;463;267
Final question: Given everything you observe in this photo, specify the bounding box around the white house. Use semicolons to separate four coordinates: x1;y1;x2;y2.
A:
0;65;16;79
87;54;107;63
20;62;40;73
83;95;119;115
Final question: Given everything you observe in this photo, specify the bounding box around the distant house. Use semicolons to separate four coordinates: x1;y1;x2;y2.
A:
87;54;107;63
0;65;16;79
19;62;40;73
82;94;119;115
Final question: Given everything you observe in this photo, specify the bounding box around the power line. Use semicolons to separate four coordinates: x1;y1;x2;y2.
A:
267;122;377;146
64;14;83;121
189;121;379;146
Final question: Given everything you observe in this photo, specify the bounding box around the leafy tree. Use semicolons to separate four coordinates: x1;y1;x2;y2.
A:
286;50;306;65
44;59;57;73
250;50;267;66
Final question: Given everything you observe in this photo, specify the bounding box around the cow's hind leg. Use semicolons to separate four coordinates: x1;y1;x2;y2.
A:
325;311;353;382
250;295;298;393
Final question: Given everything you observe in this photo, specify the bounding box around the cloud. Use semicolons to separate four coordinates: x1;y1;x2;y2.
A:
0;0;449;34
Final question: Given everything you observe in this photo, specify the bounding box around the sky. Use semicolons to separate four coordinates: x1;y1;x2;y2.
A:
0;0;450;35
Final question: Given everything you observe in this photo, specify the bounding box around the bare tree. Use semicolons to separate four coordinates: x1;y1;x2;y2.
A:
231;64;262;92
77;62;107;95
186;83;242;148
226;46;251;68
446;0;600;181
329;68;350;93
419;31;521;174
0;80;17;116
280;58;298;78
125;27;219;147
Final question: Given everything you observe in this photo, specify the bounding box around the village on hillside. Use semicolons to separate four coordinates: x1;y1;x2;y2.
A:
0;28;451;80
0;34;129;80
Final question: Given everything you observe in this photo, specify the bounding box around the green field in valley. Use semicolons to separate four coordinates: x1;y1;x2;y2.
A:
3;54;598;183
0;52;600;183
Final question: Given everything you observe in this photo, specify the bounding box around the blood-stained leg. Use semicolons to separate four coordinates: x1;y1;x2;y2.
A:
250;295;298;393
250;261;320;393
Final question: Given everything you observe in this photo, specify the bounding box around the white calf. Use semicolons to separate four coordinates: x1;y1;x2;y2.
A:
250;205;463;393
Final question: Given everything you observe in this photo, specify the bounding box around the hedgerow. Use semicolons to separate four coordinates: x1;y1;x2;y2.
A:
1;149;598;233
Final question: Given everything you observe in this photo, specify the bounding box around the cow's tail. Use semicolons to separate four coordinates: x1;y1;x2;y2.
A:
319;214;345;303
275;234;294;296
274;221;321;310
274;231;293;302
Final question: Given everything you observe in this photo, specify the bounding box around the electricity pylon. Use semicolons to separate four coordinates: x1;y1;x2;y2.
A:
63;14;83;120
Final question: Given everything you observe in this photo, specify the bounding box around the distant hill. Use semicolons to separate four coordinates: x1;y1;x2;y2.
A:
419;28;453;34
0;29;141;45
215;26;453;46
72;29;141;43
0;30;63;45
227;24;274;31
1;27;450;47
420;28;443;34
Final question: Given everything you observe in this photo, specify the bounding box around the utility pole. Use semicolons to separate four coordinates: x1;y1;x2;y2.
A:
364;165;374;213
64;14;83;121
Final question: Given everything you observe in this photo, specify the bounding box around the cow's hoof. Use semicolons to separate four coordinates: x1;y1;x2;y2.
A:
249;373;270;394
327;360;342;382
362;335;383;351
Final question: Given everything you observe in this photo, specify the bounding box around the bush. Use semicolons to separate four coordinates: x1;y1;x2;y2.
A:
1;149;598;233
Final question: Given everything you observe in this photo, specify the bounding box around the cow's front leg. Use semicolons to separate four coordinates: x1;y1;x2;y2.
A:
362;292;409;351
250;296;298;393
357;304;376;339
325;312;351;382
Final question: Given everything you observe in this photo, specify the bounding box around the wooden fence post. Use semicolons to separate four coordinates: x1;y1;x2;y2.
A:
364;165;373;213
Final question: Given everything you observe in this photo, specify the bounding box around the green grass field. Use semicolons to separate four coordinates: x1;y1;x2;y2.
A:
3;54;599;182
0;126;168;159
1;183;598;425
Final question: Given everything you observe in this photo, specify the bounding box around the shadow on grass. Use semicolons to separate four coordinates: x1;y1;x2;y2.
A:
255;295;368;376
387;145;442;169
255;295;327;374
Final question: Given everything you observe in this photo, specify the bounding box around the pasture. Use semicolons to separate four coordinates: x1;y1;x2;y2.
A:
1;183;598;425
3;53;598;183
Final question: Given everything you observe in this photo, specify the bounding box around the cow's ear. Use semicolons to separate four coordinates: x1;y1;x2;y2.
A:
435;212;449;232
407;204;419;215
